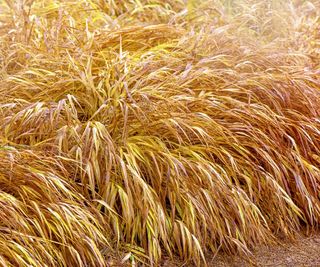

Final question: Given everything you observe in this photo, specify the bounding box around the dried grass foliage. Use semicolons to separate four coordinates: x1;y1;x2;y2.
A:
0;0;319;266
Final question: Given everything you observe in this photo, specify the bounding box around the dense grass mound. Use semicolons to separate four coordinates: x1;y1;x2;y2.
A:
0;0;319;266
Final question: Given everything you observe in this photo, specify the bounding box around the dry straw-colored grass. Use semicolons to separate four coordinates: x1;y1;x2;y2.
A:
0;0;319;266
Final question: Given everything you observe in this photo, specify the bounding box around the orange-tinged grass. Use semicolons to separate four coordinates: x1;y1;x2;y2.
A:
0;0;319;266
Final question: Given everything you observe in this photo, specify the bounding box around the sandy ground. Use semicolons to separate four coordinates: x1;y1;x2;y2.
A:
164;233;320;266
211;234;320;267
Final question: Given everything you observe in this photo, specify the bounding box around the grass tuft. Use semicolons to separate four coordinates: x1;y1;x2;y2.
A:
0;0;319;265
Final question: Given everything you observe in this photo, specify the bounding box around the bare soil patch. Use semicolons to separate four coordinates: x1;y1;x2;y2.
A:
212;234;320;267
164;233;320;266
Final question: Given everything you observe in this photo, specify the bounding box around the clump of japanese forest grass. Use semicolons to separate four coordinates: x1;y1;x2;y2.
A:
0;0;319;266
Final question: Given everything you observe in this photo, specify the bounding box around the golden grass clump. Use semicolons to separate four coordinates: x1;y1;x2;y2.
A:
0;0;319;266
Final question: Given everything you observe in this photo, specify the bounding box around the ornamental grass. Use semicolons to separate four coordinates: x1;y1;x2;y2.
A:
0;0;319;266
